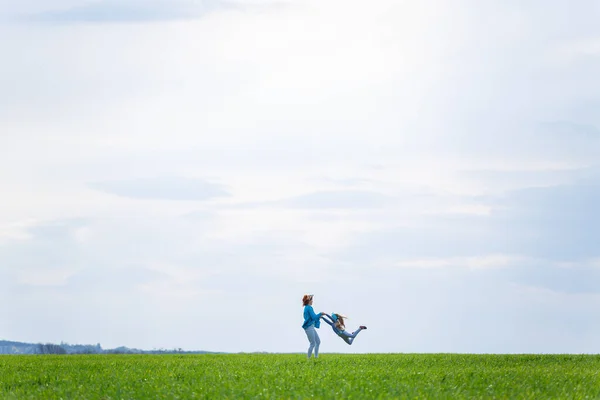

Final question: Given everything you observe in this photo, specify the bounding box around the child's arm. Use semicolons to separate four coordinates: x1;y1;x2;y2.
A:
320;314;334;326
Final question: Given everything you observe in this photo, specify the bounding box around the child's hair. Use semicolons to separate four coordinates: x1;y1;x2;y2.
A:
334;313;345;329
302;294;313;306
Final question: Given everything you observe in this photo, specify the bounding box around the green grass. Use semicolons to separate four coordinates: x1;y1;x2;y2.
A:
1;353;599;399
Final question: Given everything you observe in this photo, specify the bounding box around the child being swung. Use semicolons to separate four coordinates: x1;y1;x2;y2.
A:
321;313;367;345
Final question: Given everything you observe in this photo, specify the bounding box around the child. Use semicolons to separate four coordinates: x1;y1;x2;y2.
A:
321;313;367;345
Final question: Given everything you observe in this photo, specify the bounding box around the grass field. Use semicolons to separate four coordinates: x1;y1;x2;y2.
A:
1;353;599;399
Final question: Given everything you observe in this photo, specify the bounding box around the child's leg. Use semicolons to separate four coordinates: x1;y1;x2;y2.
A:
321;315;342;336
339;327;364;345
338;331;354;345
341;335;353;345
348;327;364;339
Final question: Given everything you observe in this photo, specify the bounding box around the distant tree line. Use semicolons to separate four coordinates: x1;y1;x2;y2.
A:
36;343;67;355
0;339;216;355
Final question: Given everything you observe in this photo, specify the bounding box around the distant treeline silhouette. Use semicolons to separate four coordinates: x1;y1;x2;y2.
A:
0;340;216;355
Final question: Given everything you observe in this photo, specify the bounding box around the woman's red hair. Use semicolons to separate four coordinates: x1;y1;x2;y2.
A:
302;294;313;306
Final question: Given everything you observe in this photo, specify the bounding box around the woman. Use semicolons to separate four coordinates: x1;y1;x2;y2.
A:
321;313;367;345
302;294;324;359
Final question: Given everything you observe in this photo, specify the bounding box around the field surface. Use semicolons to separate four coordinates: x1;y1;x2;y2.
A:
1;353;599;399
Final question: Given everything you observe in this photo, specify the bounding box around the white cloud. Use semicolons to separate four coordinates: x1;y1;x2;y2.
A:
393;254;531;270
88;177;229;200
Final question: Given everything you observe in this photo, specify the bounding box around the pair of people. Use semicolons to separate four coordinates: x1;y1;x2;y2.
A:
301;294;367;358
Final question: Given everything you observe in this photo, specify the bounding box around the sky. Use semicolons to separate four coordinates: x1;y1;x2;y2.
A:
1;0;600;354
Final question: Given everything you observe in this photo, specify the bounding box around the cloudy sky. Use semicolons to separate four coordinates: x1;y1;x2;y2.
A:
1;0;600;354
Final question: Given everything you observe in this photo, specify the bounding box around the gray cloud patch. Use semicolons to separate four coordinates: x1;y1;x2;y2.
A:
229;190;398;210
335;176;600;266
66;265;169;293
538;121;600;139
505;263;600;295
333;215;503;262
282;190;392;209
446;119;600;167
22;0;227;23
312;177;376;187
0;219;88;276
490;181;600;260
89;177;229;201
460;168;584;193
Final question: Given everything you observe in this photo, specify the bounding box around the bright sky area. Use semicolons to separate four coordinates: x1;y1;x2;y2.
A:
1;0;600;353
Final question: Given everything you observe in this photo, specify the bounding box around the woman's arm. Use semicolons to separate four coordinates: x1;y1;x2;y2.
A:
307;305;322;321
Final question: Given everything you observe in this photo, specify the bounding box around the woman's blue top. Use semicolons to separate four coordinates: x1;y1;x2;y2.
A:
302;305;321;329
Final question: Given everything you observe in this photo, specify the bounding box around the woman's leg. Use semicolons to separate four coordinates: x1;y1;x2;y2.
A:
305;326;317;358
314;329;321;358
